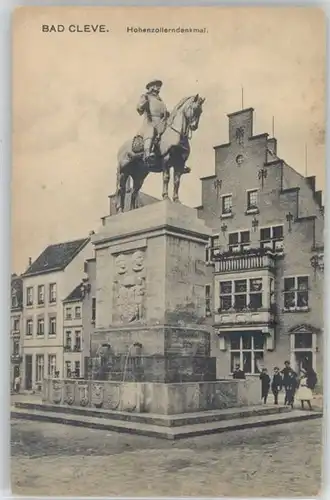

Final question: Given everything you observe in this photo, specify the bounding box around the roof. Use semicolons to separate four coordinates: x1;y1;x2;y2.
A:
23;238;90;277
63;283;84;303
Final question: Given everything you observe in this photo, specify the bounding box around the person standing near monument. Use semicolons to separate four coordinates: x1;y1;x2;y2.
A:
281;360;297;404
271;367;283;405
14;374;21;393
259;368;271;404
136;79;169;164
284;370;298;409
232;363;246;379
296;370;314;410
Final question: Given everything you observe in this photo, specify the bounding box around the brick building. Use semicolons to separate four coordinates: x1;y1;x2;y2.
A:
10;274;23;389
21;237;93;390
197;108;324;384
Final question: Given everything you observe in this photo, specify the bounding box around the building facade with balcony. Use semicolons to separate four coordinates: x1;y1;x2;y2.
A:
10;274;23;388
62;258;96;379
21;237;93;390
197;107;324;383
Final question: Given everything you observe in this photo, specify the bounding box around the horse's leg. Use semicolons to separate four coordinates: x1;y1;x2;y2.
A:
162;159;170;200
173;168;182;203
115;167;122;213
116;170;128;213
130;174;139;211
130;168;148;210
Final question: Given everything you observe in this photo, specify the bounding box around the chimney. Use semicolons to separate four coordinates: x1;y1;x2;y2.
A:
28;257;32;267
88;230;95;237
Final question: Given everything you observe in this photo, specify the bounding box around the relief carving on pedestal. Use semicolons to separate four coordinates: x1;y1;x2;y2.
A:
63;382;75;405
112;250;146;324
78;383;89;407
52;380;63;404
91;383;104;408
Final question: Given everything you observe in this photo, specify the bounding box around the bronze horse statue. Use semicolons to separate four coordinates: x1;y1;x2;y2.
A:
115;94;205;212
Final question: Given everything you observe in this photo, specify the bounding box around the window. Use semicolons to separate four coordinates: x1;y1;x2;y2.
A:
260;225;284;252
74;361;81;378
48;355;56;377
49;316;57;336
36;355;44;382
49;283;57;303
26;319;33;336
12;317;20;332
284;276;309;310
11;290;18;308
247;190;258;211
205;285;211;316
221;195;232;216
13;340;20;355
65;331;72;350
65;361;72;378
74;331;81;351
92;298;96;322
219;278;263;311
65;307;72;320
228;231;250;253
26;287;33;306
37;318;45;336
37;285;45;305
294;332;313;349
230;332;264;374
75;306;81;319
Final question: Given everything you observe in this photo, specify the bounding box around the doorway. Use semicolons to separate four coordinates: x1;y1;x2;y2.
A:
25;355;32;390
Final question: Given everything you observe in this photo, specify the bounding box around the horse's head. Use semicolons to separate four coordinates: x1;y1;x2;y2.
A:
185;94;206;132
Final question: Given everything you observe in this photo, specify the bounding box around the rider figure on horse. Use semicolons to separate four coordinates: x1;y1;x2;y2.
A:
136;79;168;165
136;79;190;173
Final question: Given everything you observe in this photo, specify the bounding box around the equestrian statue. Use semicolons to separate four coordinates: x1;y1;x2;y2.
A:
115;79;205;212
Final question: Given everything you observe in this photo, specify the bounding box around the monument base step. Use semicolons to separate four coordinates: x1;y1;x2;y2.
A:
11;403;322;440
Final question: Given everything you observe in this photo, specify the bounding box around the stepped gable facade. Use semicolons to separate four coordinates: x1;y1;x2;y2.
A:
196;108;324;382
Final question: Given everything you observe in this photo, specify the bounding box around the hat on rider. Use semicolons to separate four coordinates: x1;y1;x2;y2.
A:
146;79;163;90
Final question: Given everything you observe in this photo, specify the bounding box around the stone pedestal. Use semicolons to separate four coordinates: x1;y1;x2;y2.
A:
91;200;215;383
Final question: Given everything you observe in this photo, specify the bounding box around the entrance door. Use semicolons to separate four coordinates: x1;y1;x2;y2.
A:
294;351;313;373
25;355;32;390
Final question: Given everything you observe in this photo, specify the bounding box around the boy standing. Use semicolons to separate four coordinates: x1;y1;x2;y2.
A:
259;368;271;404
271;367;282;405
285;370;298;408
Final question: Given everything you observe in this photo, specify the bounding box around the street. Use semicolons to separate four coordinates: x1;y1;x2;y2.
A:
11;417;323;497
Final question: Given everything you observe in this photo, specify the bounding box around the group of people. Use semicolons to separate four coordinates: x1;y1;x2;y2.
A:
233;361;318;410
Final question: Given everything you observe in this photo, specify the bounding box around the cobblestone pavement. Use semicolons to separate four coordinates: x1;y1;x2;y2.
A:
11;418;323;497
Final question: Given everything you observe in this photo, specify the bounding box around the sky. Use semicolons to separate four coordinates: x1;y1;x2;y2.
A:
12;6;326;274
